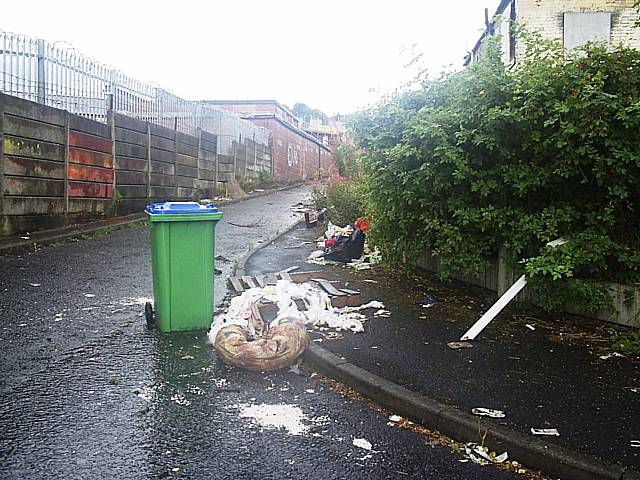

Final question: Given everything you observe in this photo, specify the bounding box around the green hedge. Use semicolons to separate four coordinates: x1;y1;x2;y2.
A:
349;34;640;313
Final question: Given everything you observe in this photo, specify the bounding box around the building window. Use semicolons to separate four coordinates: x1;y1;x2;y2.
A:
563;12;611;52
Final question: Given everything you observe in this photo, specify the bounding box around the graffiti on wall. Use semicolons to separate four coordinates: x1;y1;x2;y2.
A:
287;144;300;168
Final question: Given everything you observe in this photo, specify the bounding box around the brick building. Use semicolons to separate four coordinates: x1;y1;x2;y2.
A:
465;0;640;66
202;100;336;181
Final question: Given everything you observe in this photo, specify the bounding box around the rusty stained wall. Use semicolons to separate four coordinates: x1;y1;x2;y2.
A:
0;93;273;236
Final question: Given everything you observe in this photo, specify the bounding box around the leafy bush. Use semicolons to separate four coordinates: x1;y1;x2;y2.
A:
312;177;366;227
349;34;640;313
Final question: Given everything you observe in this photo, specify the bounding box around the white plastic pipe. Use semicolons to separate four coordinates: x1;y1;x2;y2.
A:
460;275;528;341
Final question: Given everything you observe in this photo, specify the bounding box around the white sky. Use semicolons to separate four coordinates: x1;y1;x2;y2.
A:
2;0;501;115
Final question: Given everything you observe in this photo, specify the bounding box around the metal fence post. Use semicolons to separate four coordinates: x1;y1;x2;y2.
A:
36;39;46;104
147;122;151;199
63;111;70;216
0;97;5;218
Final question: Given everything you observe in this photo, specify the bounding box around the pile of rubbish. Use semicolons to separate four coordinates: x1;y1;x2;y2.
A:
209;279;386;371
307;220;381;269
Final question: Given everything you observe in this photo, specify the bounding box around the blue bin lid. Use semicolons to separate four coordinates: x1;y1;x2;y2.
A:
145;202;219;214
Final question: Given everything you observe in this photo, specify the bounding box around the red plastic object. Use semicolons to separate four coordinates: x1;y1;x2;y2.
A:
324;239;337;248
354;218;370;232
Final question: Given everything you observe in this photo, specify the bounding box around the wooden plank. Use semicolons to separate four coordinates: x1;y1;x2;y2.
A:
150;173;175;187
2;196;65;215
115;127;148;147
115;141;147;159
3;176;64;196
116;170;147;185
176;165;197;178
4;114;65;144
217;162;234;174
69;115;111;138
4;156;65;179
278;272;292;282
176;131;198;147
201;150;216;162
68;181;113;198
229;277;244;293
255;275;266;288
3;135;65;162
115;157;148;172
176;176;196;188
242;276;257;289
199;169;215;181
176;141;198;157
199;159;215;171
69;131;112;153
69;147;113;168
150;135;175;152
176;153;197;168
201;137;217;153
116;185;147;198
312;278;347;296
150;160;175;175
68;164;114;183
1;93;66;126
67;198;110;214
113;113;146;133
150;147;176;164
176;187;196;199
150;185;177;198
149;123;176;140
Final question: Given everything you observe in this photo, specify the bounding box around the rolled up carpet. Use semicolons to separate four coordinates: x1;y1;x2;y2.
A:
214;318;309;371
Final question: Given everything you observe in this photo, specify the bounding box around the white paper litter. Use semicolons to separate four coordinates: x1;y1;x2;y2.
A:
525;324;535;331
472;408;506;418
531;428;560;436
389;415;403;422
353;438;373;451
599;352;624;360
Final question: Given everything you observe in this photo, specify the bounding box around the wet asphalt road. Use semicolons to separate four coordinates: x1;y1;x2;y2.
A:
0;186;522;479
246;224;640;470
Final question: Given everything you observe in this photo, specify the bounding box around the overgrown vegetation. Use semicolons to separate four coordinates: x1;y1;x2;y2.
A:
348;34;640;314
312;177;366;227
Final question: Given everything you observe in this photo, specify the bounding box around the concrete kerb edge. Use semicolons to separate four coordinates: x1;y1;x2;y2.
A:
217;200;635;480
0;182;306;255
302;342;633;480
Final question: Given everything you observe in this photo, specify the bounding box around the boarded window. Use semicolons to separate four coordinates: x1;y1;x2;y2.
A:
564;12;611;51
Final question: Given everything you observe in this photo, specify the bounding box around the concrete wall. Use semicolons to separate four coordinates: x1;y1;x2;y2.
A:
0;93;273;236
417;248;640;329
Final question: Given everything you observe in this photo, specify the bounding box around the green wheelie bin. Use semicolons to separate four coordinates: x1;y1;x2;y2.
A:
145;201;223;333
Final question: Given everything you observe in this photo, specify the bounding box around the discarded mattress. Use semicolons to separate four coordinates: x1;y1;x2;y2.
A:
214;318;309;371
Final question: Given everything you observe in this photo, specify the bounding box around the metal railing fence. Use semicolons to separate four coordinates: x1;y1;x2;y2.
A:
0;31;270;149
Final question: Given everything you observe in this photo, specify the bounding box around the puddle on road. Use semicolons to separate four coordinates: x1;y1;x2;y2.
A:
234;403;329;436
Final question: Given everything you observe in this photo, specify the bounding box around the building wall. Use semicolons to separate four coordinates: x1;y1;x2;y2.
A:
516;0;640;54
251;117;335;182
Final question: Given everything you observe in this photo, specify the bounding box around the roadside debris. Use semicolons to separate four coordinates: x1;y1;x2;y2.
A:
631;440;640;448
471;408;506;418
531;428;560;436
525;324;535;331
416;295;436;308
210;279;388;370
353;438;373;451
29;283;41;287
600;352;625;360
447;341;474;350
389;415;403;422
464;443;508;465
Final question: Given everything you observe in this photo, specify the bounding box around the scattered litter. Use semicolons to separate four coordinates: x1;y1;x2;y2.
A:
236;403;319;436
29;283;41;287
279;266;300;273
363;279;379;284
464;443;508;465
531;428;560;436
373;309;391;318
416;295;436;308
170;392;190;406
631;440;640;448
525;324;535;331
389;415;403;422
447;341;474;350
305;389;315;394
19;323;27;327
84;294;95;298
353;438;373;451
630;388;640;394
600;352;624;360
472;408;506;418
308;250;325;260
313;339;323;343
20;236;30;240
342;300;385;312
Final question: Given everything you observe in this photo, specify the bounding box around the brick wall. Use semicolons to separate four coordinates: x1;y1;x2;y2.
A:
516;0;640;55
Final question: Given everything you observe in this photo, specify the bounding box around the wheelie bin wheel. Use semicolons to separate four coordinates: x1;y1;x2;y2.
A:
145;302;154;329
